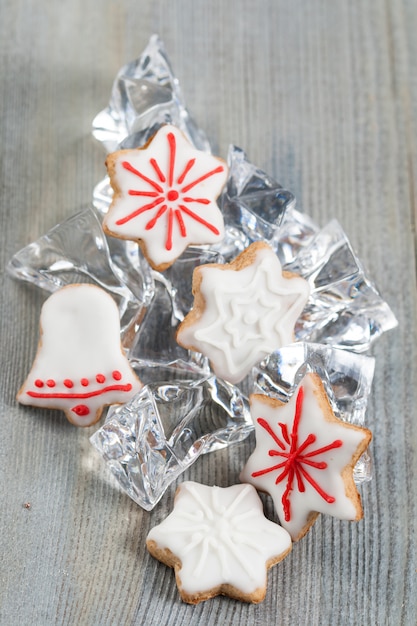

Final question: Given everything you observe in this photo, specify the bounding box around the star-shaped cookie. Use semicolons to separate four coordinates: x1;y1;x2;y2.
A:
103;125;228;271
240;373;372;540
146;481;292;604
176;241;310;383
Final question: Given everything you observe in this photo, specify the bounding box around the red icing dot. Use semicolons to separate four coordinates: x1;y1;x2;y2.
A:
64;379;74;388
71;404;90;417
167;189;179;201
96;374;106;384
81;378;89;387
35;379;44;388
112;370;122;381
46;379;56;388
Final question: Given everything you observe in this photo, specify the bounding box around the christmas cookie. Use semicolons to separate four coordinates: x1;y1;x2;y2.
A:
103;124;228;271
146;481;292;604
240;373;372;541
176;241;310;384
17;284;142;426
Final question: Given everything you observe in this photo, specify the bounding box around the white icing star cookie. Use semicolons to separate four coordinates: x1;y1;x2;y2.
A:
240;373;372;541
146;481;292;604
103;125;228;271
17;284;142;426
176;241;310;383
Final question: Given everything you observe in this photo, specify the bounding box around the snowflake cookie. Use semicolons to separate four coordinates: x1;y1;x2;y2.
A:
103;125;228;271
17;284;142;426
146;481;292;604
240;373;372;541
176;241;310;383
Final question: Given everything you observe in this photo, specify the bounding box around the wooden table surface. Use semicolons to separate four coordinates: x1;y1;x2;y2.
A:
1;2;416;625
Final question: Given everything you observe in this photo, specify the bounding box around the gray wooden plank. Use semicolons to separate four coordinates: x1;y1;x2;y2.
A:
0;1;416;624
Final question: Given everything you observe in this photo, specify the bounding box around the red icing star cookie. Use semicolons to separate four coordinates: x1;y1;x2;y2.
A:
240;373;372;540
103;125;228;271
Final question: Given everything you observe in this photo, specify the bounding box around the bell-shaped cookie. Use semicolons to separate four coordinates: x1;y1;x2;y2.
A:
17;284;142;426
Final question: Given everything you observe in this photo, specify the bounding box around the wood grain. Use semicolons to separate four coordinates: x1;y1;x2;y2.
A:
0;1;416;624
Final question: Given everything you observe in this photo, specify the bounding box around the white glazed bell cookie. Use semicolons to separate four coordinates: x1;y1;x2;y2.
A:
17;284;142;426
176;241;310;384
240;373;372;541
146;481;292;604
103;125;228;272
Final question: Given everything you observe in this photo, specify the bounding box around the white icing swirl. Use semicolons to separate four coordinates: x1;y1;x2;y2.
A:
177;244;310;383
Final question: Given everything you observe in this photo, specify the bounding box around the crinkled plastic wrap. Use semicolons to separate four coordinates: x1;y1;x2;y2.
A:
216;145;295;258
287;220;398;352
128;247;224;375
6;207;154;345
92;34;210;154
90;372;252;510
8;35;398;510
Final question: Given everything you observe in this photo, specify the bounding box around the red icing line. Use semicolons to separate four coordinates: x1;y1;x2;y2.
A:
174;209;187;237
181;165;224;193
251;386;344;522
122;161;163;193
297;464;336;503
177;158;195;185
128;190;159;197
282;467;294;520
115;197;164;226
167;132;176;187
166;208;174;250
302;440;343;457
257;417;286;450
252;460;287;477
145;204;167;230
278;422;291;445
182;197;210;204
26;383;133;400
178;204;220;235
292;385;304;448
150;158;166;183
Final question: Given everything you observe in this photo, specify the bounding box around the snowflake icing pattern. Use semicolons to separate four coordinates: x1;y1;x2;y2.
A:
104;125;227;269
177;243;310;384
146;481;291;602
